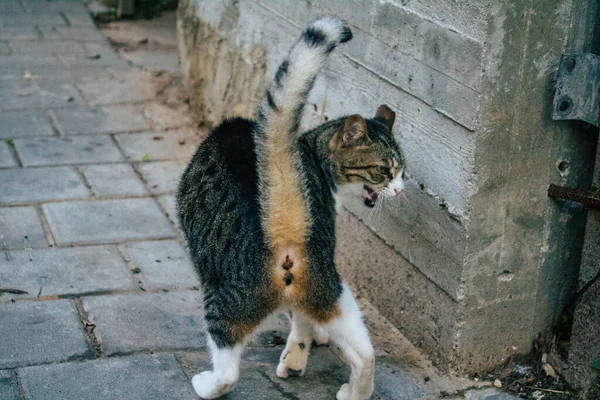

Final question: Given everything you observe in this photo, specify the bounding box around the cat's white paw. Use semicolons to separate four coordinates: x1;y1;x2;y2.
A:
191;371;236;399
276;344;308;379
336;383;352;400
336;382;374;400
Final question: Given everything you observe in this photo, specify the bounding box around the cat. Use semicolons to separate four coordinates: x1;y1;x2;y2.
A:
177;17;405;400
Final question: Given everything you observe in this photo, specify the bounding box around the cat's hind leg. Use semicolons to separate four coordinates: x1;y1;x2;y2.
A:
323;283;375;400
192;334;244;399
277;310;314;378
193;290;267;399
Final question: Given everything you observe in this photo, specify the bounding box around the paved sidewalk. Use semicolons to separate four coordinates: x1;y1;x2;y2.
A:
0;2;518;399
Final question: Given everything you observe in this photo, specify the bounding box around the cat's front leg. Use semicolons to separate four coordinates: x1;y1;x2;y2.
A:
277;310;313;378
324;283;375;400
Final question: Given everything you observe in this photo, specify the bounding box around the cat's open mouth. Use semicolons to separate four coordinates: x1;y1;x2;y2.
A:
363;185;378;208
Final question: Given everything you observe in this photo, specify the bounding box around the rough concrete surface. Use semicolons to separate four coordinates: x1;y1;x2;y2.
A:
0;206;48;249
0;1;520;399
0;370;20;400
0;300;90;368
19;354;196;400
568;142;600;396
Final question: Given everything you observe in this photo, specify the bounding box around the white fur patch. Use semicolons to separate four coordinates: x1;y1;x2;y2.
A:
324;284;375;400
192;337;243;399
383;174;404;197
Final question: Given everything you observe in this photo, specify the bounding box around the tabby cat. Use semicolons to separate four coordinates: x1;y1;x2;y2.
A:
177;17;405;400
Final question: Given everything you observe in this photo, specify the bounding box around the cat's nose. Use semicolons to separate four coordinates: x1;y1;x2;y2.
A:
393;187;403;196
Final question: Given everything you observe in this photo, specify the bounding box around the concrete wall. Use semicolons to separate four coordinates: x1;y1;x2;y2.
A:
568;145;600;398
177;0;597;373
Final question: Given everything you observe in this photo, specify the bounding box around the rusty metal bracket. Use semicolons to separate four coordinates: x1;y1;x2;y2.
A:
548;184;600;209
552;53;600;127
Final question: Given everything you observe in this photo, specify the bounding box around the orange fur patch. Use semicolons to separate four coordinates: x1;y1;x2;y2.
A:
304;303;341;324
263;143;309;247
229;320;260;342
261;115;311;304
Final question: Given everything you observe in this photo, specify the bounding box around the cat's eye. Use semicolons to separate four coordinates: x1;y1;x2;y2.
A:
377;166;390;175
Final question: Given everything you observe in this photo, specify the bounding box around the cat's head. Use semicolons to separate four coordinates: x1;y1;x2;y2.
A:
329;105;405;207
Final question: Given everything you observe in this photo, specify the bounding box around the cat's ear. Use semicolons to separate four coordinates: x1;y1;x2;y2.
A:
342;115;368;145
374;104;396;131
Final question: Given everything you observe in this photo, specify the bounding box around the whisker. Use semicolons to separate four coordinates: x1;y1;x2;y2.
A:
375;194;385;224
365;197;377;226
401;192;410;205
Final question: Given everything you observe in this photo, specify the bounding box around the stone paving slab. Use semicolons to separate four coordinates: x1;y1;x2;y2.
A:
1;68;29;80
11;40;87;55
115;131;203;162
0;246;137;301
0;166;90;204
0;206;47;249
0;42;11;55
19;353;196;400
0;141;17;168
78;77;158;106
0;299;90;368
39;26;107;42
0;83;82;111
0;370;20;400
0;27;41;40
24;1;89;14
137;160;186;195
0;54;61;68
0;110;55;138
53;105;150;135
0;13;66;27
0;0;23;15
82;291;205;355
125;240;198;289
157;194;178;227
80;164;148;197
14;135;125;166
43;198;176;245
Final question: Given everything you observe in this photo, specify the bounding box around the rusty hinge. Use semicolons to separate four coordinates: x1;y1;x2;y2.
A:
548;184;600;209
552;53;600;127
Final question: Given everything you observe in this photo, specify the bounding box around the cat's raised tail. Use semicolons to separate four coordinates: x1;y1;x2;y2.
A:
256;17;352;136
